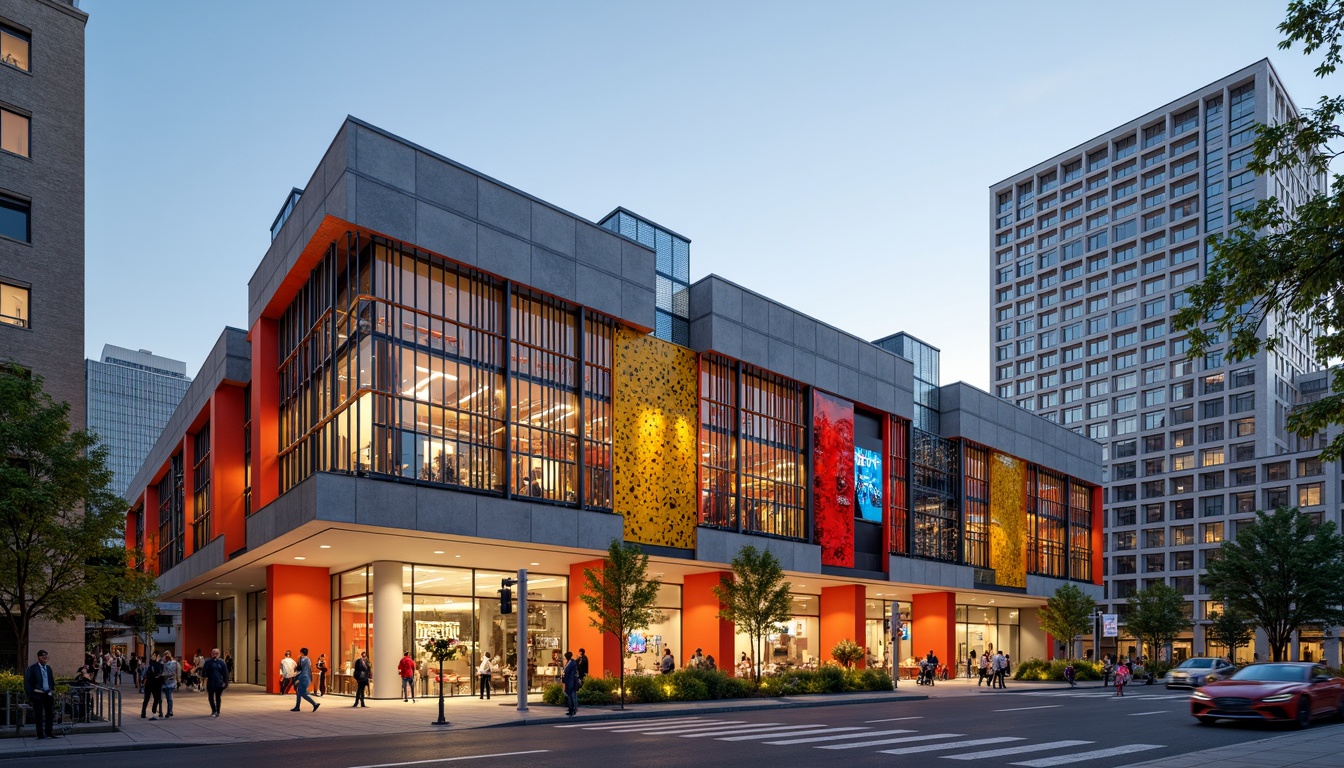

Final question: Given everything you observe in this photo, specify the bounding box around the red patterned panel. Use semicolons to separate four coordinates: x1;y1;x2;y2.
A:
813;391;855;567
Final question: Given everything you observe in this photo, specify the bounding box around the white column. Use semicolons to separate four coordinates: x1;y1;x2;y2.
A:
1290;630;1301;662
372;561;403;700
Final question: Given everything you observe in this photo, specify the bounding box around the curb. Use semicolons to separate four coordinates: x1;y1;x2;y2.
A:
0;740;203;761
485;691;930;728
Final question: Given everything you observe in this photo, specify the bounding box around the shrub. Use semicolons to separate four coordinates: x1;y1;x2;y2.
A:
671;675;709;701
577;675;618;705
848;668;894;691
541;683;565;706
808;666;847;694
624;675;668;704
1013;658;1103;681
831;639;863;668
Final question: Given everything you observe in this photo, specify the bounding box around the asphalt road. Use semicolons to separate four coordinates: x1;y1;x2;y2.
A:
14;685;1342;768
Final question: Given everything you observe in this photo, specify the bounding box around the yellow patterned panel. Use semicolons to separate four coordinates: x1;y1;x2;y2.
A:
989;452;1027;588
613;327;699;549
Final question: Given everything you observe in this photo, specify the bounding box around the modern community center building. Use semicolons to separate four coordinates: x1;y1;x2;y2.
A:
123;118;1102;697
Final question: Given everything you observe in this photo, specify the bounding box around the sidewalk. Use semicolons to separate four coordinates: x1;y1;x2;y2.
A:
3;678;1342;765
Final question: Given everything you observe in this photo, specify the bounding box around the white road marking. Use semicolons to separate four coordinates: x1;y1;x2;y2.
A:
655;723;795;736
1010;744;1164;766
942;740;1093;760
819;733;966;750
554;717;710;729
609;721;753;734
715;726;868;741
570;718;727;731
349;751;549;768
765;729;916;745
865;716;923;723
677;723;829;738
880;737;1024;755
993;705;1063;712
1128;711;1169;716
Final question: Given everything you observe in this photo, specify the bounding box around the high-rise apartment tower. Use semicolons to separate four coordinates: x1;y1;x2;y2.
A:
86;345;192;498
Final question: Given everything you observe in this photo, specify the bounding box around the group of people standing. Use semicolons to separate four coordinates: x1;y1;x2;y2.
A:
138;648;230;719
974;649;1012;688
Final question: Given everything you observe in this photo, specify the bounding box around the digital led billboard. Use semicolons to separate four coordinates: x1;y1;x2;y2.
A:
854;446;883;522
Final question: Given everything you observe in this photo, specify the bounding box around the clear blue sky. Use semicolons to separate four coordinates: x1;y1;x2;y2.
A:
81;0;1329;388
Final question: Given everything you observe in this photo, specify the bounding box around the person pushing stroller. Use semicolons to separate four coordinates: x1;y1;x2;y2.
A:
917;650;939;686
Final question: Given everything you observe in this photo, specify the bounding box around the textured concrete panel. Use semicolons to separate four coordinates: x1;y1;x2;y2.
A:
477;496;531;542
356;480;417;530
577;510;625;551
740;292;769;334
530;505;579;548
815;358;839;394
416;152;477;217
319;123;354;200
315;473;358;523
793;351;816;385
795;316;817;353
708;316;742;360
575;263;623;319
768;304;793;341
416;486;478;537
476;226;532;284
621;240;656;290
688;280;714;322
355;177;416;244
622;283;655;329
1028;574;1102;601
695;528;822;573
708;278;742;322
531;202;576;257
416;202;477;266
575;222;622;275
739;327;769;370
888;556;976;590
837;365;860;404
478;181;531;238
689;316;713;352
768;338;795;379
355;125;416;192
531;246;576;300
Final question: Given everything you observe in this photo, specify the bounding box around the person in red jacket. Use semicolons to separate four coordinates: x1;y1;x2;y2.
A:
398;652;417;702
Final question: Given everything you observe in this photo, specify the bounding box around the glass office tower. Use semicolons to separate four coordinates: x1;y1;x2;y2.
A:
599;208;690;345
87;345;191;498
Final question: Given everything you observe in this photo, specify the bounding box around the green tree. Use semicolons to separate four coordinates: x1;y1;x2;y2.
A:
1205;607;1256;663
0;365;127;669
1203;507;1344;661
1125;583;1191;662
1172;2;1344;458
1038;583;1097;659
580;539;662;708
831;639;863;669
713;545;792;689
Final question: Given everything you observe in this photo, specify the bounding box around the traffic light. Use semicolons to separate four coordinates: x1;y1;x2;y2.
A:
500;579;515;614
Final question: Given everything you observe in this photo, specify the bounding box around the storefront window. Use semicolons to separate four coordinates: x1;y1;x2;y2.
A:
332;567;370;696
958;605;1019;665
737;593;819;671
626;584;681;677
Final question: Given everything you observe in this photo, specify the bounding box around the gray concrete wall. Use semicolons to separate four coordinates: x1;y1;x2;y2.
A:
940;382;1103;483
244;472;626;556
695;527;822;573
125;327;251;502
249;118;655;331
688;274;915;418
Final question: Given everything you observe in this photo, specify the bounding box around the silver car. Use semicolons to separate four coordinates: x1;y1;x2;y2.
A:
1167;657;1236;689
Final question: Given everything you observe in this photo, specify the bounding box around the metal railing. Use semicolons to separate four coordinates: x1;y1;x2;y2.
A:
3;685;122;737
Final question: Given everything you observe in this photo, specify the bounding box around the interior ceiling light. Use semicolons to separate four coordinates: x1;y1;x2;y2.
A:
319;545;331;549
294;556;306;561
529;562;540;566
433;550;445;555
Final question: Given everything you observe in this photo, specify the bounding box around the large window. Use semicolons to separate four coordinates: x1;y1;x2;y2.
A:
1028;468;1068;578
1069;481;1094;582
0;24;28;71
889;417;909;554
0;193;29;243
192;425;211;551
912;429;959;562
963;443;989;568
276;235;614;510
696;355;806;539
0;280;27;328
156;453;185;573
0;108;28;158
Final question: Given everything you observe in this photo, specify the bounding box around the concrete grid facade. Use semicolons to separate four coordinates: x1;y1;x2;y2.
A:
0;0;87;673
988;59;1341;662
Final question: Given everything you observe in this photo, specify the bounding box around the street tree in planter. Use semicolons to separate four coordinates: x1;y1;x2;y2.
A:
1205;607;1255;664
0;365;128;669
1125;583;1191;666
831;639;863;669
1202;507;1344;661
713;545;792;689
580;540;662;709
1038;583;1097;660
424;635;465;725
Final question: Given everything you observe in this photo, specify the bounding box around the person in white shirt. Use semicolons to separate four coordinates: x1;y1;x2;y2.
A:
279;650;298;695
478;653;494;700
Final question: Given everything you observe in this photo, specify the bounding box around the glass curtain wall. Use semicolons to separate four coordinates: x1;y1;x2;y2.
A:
1068;481;1094;581
963;443;990;568
333;569;370;695
276;234;613;510
958;605;1020;665
192;425;211;551
625;584;681;677
912;430;959;561
1028;468;1069;578
889;418;909;554
697;355;806;539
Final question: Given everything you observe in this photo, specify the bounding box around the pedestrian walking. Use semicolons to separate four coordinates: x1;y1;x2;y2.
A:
279;650;297;695
478;653;494;699
316;653;328;696
1101;654;1114;688
561;651;579;717
352;651;371;707
1114;661;1130;697
398;651;417;702
991;650;1007;688
161;652;180;718
140;653;165;720
289;647;320;712
23;650;56;740
202;648;229;717
576;648;589;681
978;652;990;686
1064;663;1077;688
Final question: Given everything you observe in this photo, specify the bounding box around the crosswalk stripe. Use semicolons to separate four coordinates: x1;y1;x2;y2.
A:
941;740;1093;760
608;721;752;734
994;705;1062;712
865;716;923;723
1128;711;1168;716
764;729;916;745
879;737;1024;755
1009;744;1164;766
715;726;868;742
819;733;966;750
679;724;831;739
555;717;711;729
652;723;793;736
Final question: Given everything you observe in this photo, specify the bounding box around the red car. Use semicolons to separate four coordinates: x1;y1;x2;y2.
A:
1191;662;1344;728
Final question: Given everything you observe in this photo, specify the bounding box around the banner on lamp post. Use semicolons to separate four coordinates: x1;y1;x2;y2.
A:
1102;614;1119;638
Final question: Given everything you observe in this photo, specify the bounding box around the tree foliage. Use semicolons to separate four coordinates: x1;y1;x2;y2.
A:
1125;583;1191;660
1038;583;1097;658
1172;0;1344;459
0;366;129;669
831;639;863;669
1205;607;1256;662
1202;507;1344;661
713;545;792;689
580;539;662;708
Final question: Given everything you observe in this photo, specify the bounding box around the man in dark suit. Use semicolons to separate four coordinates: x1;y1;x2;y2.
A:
561;651;579;717
352;651;371;708
576;648;589;682
201;648;229;718
23;650;56;739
